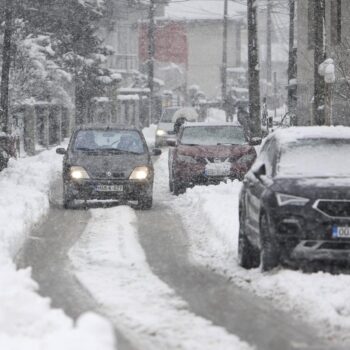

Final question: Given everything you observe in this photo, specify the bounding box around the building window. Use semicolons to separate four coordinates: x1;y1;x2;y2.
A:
308;0;315;49
331;0;342;44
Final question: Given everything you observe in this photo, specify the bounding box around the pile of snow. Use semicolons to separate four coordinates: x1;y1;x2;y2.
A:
142;124;157;148
172;179;350;342
0;149;115;349
69;207;253;350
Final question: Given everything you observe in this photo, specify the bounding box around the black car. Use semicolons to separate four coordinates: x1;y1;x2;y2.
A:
238;127;350;271
56;125;161;209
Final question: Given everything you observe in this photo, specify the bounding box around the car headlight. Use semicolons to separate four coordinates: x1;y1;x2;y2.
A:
129;166;150;180
177;154;197;164
276;193;309;206
70;166;90;180
156;129;167;137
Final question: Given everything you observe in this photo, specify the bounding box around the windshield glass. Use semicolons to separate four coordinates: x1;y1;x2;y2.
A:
73;130;145;154
278;139;350;177
180;126;246;145
160;108;179;123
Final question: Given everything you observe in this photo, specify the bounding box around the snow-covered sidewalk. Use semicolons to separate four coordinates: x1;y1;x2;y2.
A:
172;177;350;343
0;149;115;349
69;206;253;350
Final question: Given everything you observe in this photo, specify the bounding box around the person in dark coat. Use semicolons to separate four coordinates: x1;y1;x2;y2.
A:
223;91;236;122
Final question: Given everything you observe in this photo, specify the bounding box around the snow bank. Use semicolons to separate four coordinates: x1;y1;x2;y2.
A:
70;206;253;350
173;178;350;342
0;149;115;349
142;124;157;148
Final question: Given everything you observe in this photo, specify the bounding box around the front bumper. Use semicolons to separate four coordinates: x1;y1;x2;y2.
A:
268;206;350;263
174;163;245;186
291;240;350;262
65;178;152;201
155;133;176;147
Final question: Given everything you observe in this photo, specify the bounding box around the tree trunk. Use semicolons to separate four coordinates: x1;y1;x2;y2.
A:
266;0;272;84
313;0;326;125
147;0;155;126
287;0;296;113
247;0;261;138
0;0;14;134
221;0;228;100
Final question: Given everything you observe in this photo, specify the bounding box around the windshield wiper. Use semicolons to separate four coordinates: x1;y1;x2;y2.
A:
75;147;98;152
101;148;142;155
217;143;240;146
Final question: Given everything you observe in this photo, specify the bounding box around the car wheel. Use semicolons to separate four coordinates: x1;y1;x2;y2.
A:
169;168;174;192
138;195;153;210
260;214;280;271
238;206;260;269
63;192;74;209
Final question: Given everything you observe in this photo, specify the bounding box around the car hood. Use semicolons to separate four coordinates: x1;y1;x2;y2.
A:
67;151;150;178
177;144;255;159
272;177;350;200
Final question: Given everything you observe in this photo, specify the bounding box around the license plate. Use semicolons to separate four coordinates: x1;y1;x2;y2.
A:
332;225;350;238
96;184;123;192
205;163;231;177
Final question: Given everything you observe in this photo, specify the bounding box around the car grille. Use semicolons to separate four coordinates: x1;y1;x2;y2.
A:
314;200;350;218
93;171;126;179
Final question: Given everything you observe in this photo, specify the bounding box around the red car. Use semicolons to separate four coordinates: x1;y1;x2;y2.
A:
168;122;260;195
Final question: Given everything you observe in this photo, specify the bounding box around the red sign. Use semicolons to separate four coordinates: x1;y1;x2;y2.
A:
139;21;188;66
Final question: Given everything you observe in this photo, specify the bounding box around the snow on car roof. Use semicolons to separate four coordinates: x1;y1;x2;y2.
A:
270;126;350;145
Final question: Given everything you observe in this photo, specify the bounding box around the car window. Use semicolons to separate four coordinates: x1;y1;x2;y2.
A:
73;130;145;154
160;108;178;123
277;139;350;177
255;138;275;177
180;126;246;146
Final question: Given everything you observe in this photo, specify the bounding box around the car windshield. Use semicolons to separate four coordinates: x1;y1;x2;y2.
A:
73;129;145;154
278;139;350;177
180;126;246;146
160;108;179;123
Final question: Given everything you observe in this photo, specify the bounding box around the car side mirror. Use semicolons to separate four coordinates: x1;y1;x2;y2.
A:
56;147;67;155
249;137;262;146
253;163;266;178
166;139;177;147
152;148;162;156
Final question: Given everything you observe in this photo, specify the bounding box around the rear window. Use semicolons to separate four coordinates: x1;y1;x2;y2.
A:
180;126;246;146
72;129;145;154
278;139;350;177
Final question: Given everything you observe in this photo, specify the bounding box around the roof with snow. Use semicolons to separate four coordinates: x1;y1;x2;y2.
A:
270;126;350;144
164;0;246;21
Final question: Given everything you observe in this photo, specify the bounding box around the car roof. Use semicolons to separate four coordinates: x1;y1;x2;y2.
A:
183;121;242;127
73;124;140;132
269;126;350;146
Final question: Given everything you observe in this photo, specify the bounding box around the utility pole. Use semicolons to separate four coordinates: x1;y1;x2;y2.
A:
147;0;155;126
221;0;228;101
0;0;14;134
266;0;272;85
247;0;261;138
287;0;296;112
313;0;326;125
235;21;242;67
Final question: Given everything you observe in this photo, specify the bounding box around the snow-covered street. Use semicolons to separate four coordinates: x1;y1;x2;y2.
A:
1;122;349;350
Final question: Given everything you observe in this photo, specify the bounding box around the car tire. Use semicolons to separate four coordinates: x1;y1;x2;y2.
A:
63;192;74;209
238;206;260;269
138;195;153;210
260;214;280;271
